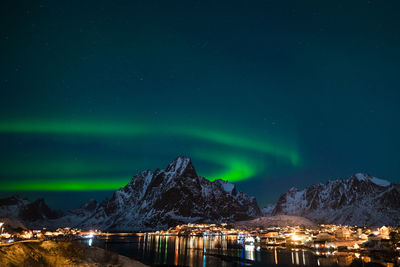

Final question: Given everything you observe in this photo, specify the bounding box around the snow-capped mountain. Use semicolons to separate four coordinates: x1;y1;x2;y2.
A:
68;156;261;231
272;173;400;226
0;196;63;228
52;199;99;228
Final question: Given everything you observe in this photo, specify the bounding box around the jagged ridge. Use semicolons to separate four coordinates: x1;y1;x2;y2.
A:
272;173;400;226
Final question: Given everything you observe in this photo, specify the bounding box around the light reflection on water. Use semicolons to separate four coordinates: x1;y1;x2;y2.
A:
89;234;394;267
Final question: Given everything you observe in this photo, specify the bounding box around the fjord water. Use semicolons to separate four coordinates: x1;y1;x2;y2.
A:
87;234;380;267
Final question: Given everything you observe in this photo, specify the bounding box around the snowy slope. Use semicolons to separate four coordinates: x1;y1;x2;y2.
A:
261;204;275;216
272;173;400;226
51;199;99;228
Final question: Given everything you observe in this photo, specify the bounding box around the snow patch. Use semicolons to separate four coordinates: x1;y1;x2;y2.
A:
370;177;391;187
355;173;368;181
354;173;390;187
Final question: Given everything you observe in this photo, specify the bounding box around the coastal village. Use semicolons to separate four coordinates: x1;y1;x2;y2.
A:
1;220;399;266
157;223;400;252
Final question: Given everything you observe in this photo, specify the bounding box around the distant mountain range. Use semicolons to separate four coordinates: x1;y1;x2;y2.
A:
0;196;62;222
0;196;63;231
271;173;400;226
1;157;399;230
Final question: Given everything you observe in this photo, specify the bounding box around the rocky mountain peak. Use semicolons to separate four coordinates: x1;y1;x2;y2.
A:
20;198;63;221
351;173;391;187
69;156;260;231
81;199;98;211
165;156;197;177
287;187;299;194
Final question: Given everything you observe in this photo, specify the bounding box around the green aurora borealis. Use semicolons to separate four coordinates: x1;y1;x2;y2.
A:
1;1;400;209
0;120;301;189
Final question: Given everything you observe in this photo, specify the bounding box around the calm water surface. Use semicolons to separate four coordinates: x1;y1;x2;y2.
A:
87;234;394;267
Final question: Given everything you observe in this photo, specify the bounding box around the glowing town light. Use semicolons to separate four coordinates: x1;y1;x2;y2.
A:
2;233;11;239
245;236;255;244
83;231;96;239
291;234;301;241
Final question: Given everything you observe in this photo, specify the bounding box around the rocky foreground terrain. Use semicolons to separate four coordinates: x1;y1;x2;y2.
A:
0;240;147;267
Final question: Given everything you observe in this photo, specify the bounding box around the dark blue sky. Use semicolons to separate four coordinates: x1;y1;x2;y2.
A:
1;0;399;209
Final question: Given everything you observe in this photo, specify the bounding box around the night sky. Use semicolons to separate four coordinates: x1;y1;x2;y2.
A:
1;0;400;210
